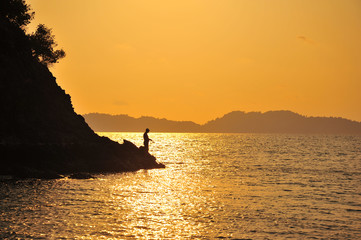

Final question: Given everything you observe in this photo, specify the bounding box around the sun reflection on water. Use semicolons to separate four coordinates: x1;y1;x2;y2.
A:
1;133;360;239
95;132;225;238
107;167;220;238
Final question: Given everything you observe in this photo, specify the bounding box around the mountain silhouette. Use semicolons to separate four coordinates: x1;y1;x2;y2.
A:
83;111;361;135
203;111;361;134
83;113;201;133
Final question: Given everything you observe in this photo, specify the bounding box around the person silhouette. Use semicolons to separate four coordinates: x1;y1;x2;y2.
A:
143;128;152;152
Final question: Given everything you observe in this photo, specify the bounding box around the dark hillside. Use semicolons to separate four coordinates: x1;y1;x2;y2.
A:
0;8;163;178
0;21;96;144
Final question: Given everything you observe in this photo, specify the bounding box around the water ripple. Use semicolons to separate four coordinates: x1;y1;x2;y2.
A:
1;133;361;239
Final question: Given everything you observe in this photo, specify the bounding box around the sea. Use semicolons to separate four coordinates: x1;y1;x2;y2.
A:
1;133;361;239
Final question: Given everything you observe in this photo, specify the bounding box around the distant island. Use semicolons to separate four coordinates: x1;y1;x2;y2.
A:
83;111;361;135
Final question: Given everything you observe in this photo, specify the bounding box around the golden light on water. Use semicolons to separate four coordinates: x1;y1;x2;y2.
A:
1;133;361;238
96;133;230;238
109;169;216;238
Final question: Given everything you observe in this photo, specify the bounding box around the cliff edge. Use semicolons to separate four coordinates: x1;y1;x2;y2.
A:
0;13;164;178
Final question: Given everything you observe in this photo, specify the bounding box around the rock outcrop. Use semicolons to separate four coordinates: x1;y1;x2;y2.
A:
0;18;164;178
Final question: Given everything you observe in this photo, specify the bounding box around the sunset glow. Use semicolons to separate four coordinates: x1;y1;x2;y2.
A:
27;0;361;123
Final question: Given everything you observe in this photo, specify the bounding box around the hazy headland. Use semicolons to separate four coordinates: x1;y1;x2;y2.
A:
83;111;361;135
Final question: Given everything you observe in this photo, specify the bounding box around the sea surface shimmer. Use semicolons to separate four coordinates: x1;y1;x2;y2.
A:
1;133;361;239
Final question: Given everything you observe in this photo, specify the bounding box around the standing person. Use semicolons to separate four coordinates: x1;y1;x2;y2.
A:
143;128;152;152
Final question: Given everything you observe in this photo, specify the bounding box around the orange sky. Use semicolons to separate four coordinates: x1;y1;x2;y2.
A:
27;0;361;124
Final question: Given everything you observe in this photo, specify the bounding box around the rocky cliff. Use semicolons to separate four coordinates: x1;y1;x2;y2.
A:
0;18;164;178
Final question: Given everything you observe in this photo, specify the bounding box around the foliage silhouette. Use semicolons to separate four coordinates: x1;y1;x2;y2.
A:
0;0;34;27
0;0;65;66
29;24;66;66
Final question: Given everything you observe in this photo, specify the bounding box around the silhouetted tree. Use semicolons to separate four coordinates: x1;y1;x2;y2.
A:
0;0;34;27
29;24;66;66
0;0;65;66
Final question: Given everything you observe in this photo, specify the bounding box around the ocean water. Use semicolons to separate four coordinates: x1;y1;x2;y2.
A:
1;133;361;239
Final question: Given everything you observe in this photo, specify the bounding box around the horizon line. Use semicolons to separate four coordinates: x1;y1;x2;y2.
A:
81;110;361;125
